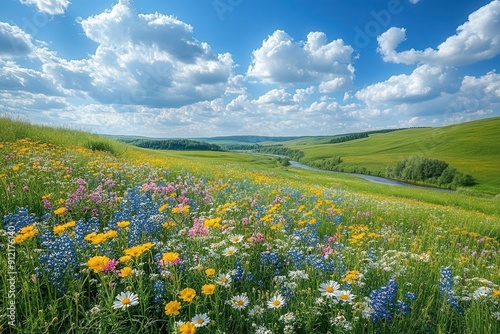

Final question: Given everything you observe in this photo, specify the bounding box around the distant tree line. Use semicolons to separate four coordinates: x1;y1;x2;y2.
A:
219;143;261;151
329;133;368;143
253;145;305;161
307;156;343;171
121;139;223;151
329;128;418;144
386;156;475;188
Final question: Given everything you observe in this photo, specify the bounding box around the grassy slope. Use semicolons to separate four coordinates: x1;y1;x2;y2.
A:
0;116;128;153
288;117;500;195
1;117;498;218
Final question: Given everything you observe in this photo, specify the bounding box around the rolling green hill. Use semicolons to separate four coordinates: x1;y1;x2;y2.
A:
287;117;499;194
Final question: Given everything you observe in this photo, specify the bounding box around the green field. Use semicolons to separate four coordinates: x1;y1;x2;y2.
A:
279;117;500;195
1;117;500;333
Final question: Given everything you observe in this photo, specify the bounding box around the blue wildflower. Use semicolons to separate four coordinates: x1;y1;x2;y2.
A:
369;279;398;323
439;267;463;315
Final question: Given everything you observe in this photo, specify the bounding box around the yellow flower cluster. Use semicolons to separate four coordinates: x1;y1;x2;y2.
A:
342;270;361;284
172;205;190;214
86;255;111;273
84;230;117;245
53;221;76;235
203;217;222;228
123;242;155;258
14;225;37;244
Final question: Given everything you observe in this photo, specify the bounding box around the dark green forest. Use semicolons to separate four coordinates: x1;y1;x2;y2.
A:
120;139;224;151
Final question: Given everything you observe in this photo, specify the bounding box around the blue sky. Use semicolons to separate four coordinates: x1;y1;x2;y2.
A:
0;0;499;137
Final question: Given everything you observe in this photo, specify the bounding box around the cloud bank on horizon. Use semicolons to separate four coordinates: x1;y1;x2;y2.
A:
0;0;499;137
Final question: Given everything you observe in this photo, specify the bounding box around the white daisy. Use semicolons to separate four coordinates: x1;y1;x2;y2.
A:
229;293;249;310
222;246;237;256
319;280;341;298
112;291;139;310
192;313;210;327
216;273;233;287
335;290;355;304
229;234;244;243
267;294;286;309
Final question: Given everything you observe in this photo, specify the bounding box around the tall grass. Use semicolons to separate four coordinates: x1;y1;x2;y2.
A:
0;116;126;155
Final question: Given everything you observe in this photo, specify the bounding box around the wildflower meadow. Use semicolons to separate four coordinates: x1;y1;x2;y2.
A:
1;137;499;333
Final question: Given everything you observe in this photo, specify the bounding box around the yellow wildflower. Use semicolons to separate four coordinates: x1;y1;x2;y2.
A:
117;220;130;228
53;207;66;215
118;267;133;278
179;288;196;302
87;256;111;273
164;300;181;316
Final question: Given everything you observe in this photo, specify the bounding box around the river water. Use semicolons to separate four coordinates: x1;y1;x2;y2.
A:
289;161;454;193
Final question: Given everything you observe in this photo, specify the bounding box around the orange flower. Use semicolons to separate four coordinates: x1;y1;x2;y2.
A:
205;268;215;276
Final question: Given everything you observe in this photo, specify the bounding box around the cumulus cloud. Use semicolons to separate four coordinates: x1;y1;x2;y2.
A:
0;22;33;56
253;88;293;105
293;86;315;102
42;0;234;108
377;1;500;66
449;70;500;114
19;0;70;15
355;64;459;104
247;30;354;92
74;0;233;107
0;59;61;95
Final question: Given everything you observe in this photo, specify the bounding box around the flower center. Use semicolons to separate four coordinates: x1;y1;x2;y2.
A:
197;319;204;324
237;300;244;306
273;300;281;306
122;297;131;305
325;286;334;293
340;294;349;300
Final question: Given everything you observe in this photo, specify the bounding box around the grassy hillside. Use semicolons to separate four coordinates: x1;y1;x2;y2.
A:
0;116;128;155
2;117;500;334
289;117;500;195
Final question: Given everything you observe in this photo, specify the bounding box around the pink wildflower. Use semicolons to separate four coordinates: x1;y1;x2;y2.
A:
102;259;119;272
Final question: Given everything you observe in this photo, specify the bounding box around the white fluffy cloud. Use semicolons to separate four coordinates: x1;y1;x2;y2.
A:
377;0;500;66
253;88;293;105
19;0;70;15
5;0;235;108
247;30;354;92
0;22;33;56
356;64;459;104
70;0;233;107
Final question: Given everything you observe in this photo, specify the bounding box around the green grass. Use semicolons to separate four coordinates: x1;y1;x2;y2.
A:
0;116;127;155
1;117;500;334
284;117;500;195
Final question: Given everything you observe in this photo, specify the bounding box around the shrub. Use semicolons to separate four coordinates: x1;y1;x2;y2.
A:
84;140;116;154
386;156;475;188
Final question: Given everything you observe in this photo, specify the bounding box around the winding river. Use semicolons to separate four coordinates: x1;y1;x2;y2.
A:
288;160;454;193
